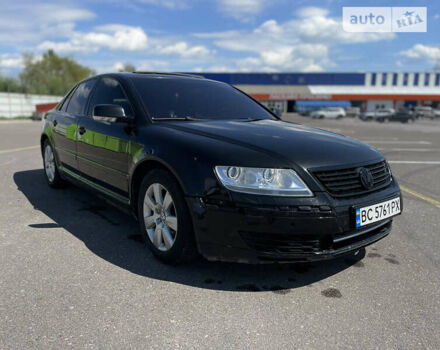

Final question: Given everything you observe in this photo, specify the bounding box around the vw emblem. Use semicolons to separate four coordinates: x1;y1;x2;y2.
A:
358;167;374;189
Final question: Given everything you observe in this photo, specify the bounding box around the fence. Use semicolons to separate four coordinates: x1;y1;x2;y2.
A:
0;92;62;118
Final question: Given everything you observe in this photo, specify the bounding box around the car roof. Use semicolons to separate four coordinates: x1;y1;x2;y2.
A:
104;71;206;81
80;71;227;88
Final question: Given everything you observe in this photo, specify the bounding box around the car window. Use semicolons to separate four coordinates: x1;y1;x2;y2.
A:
66;79;96;115
59;96;70;112
88;77;133;117
131;76;275;120
59;87;76;112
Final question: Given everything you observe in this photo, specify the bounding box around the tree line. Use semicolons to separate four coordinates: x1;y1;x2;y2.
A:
0;50;135;96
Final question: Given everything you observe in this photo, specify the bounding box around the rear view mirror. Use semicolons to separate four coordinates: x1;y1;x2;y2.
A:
93;104;132;123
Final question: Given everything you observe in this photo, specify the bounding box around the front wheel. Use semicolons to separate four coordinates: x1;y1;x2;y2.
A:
137;169;198;264
42;140;64;188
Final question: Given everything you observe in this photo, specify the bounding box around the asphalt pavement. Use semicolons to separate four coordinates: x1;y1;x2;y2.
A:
0;117;439;349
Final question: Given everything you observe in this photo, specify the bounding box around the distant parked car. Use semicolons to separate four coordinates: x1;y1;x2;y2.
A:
345;107;360;118
310;107;345;119
376;110;415;123
415;106;434;119
31;112;44;121
360;109;394;121
433;109;440;118
271;107;283;118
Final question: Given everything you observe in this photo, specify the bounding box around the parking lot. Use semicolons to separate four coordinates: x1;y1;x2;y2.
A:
1;117;439;349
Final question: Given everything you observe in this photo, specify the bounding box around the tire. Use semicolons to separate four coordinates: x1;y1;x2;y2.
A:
137;169;198;264
42;139;64;188
337;115;343;119
319;115;324;119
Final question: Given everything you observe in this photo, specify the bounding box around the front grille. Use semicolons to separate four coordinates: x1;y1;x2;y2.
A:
239;220;391;259
332;220;391;250
313;161;392;198
239;231;325;255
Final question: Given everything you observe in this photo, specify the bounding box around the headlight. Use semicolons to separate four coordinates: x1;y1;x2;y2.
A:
214;166;313;197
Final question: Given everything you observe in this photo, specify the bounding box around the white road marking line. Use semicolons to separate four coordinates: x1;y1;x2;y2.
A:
326;128;356;134
360;140;431;145
378;148;440;152
388;161;440;165
359;137;399;141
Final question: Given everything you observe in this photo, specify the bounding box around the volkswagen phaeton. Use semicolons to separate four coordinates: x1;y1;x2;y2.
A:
41;72;402;264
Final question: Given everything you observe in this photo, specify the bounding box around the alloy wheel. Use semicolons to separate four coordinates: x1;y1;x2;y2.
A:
143;183;178;251
44;144;56;183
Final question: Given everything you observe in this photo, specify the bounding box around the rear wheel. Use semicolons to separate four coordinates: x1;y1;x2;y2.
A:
42;140;64;188
137;169;198;264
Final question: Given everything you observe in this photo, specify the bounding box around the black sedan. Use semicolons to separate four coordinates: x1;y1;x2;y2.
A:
41;72;402;264
376;110;415;123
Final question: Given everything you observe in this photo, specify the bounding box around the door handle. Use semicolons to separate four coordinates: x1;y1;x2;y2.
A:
53;120;58;127
78;126;86;135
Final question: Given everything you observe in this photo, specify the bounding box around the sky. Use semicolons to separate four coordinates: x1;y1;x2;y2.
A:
0;0;439;75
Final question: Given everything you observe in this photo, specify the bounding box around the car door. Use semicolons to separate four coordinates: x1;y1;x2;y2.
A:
51;80;95;171
76;77;134;200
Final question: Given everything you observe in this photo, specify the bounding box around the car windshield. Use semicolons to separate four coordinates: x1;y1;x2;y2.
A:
130;76;276;121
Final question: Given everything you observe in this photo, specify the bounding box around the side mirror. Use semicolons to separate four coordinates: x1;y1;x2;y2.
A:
93;104;133;123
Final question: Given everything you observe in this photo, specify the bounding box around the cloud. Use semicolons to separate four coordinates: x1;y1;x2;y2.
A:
0;53;43;72
136;0;190;9
217;0;269;21
236;45;328;73
156;41;211;58
0;2;94;44
399;44;440;63
0;54;23;69
296;6;329;18
293;7;395;44
38;25;148;54
38;26;212;62
195;7;395;71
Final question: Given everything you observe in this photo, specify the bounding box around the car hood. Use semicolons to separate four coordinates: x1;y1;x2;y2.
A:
162;119;383;169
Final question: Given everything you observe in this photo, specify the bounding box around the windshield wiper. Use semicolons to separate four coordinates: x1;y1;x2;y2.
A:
151;116;204;121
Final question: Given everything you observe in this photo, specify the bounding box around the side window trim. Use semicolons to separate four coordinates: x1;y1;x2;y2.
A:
59;85;78;112
86;76;135;118
65;79;97;116
64;85;80;113
85;79;100;117
83;79;99;118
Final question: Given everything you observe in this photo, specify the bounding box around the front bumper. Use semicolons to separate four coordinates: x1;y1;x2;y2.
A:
187;180;401;264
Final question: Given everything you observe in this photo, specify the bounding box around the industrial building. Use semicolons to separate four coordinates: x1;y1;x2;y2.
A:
2;72;439;118
199;72;440;113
